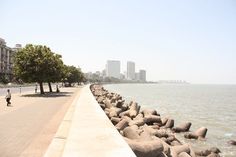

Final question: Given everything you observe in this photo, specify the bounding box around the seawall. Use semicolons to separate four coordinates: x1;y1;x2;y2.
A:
44;85;136;157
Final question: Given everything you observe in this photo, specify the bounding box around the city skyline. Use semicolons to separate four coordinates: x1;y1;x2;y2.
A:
105;60;146;81
1;0;236;84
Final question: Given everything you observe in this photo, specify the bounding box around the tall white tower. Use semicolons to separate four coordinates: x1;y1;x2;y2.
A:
127;61;135;80
106;60;121;79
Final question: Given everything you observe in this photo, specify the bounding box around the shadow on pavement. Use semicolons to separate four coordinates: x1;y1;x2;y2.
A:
21;92;73;98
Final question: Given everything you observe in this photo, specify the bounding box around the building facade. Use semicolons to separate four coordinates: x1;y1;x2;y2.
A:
0;38;16;78
135;72;139;81
139;70;146;82
106;60;120;79
127;61;135;80
12;44;22;52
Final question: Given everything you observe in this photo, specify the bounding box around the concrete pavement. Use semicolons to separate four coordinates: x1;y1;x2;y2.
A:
61;85;136;157
0;86;82;157
0;85;135;157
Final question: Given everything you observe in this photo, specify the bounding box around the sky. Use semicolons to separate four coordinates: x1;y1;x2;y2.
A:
0;0;236;84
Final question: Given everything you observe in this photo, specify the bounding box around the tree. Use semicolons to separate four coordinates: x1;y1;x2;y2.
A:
0;74;10;84
78;71;87;84
64;65;84;86
13;44;64;94
77;67;86;84
45;54;64;92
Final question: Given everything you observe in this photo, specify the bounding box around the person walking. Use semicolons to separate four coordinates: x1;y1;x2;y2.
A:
35;83;38;93
56;84;60;93
5;89;12;107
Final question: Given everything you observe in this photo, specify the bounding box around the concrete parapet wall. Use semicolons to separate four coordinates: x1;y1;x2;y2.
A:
43;87;81;157
44;85;136;157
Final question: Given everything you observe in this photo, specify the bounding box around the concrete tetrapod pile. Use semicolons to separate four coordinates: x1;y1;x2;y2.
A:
90;85;221;157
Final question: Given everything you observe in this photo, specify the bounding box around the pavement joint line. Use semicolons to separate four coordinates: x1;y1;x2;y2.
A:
55;136;67;140
63;120;72;122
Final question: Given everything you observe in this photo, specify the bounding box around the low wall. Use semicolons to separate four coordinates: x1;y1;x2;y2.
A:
44;85;136;157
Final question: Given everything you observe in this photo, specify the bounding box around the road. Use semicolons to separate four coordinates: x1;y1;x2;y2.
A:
0;84;60;96
0;86;35;96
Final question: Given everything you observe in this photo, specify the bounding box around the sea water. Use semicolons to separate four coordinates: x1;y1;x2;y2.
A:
104;84;236;157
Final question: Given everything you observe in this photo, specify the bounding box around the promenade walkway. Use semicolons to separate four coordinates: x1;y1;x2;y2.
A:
60;85;135;157
0;86;82;157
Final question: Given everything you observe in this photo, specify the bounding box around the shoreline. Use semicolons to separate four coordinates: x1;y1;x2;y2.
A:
91;84;222;157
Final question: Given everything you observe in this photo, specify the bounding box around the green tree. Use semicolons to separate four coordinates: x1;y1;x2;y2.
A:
45;54;64;92
64;65;84;86
13;44;64;94
0;74;10;84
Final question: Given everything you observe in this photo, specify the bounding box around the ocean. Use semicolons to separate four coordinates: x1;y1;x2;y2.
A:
104;83;236;157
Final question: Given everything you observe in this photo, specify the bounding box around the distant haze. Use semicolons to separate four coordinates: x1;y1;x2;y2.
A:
1;0;236;84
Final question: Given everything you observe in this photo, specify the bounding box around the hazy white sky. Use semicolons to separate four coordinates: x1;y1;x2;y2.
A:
1;0;236;84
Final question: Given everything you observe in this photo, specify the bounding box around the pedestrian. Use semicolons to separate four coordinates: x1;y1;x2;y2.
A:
5;89;12;107
35;83;38;93
56;84;60;93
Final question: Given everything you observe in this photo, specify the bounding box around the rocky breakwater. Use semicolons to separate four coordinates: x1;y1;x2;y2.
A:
90;85;221;157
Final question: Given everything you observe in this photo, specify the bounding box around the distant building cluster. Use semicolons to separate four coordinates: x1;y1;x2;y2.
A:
85;60;146;83
0;37;22;78
105;60;146;82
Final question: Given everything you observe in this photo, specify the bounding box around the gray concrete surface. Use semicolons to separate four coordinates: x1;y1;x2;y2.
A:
61;85;136;157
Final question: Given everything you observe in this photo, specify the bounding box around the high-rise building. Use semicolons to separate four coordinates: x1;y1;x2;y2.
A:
106;60;120;79
0;38;16;78
127;61;135;80
135;72;139;81
102;69;106;78
139;70;146;82
12;44;22;52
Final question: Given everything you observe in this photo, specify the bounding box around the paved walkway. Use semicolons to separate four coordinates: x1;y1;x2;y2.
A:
0;86;82;157
61;85;136;157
